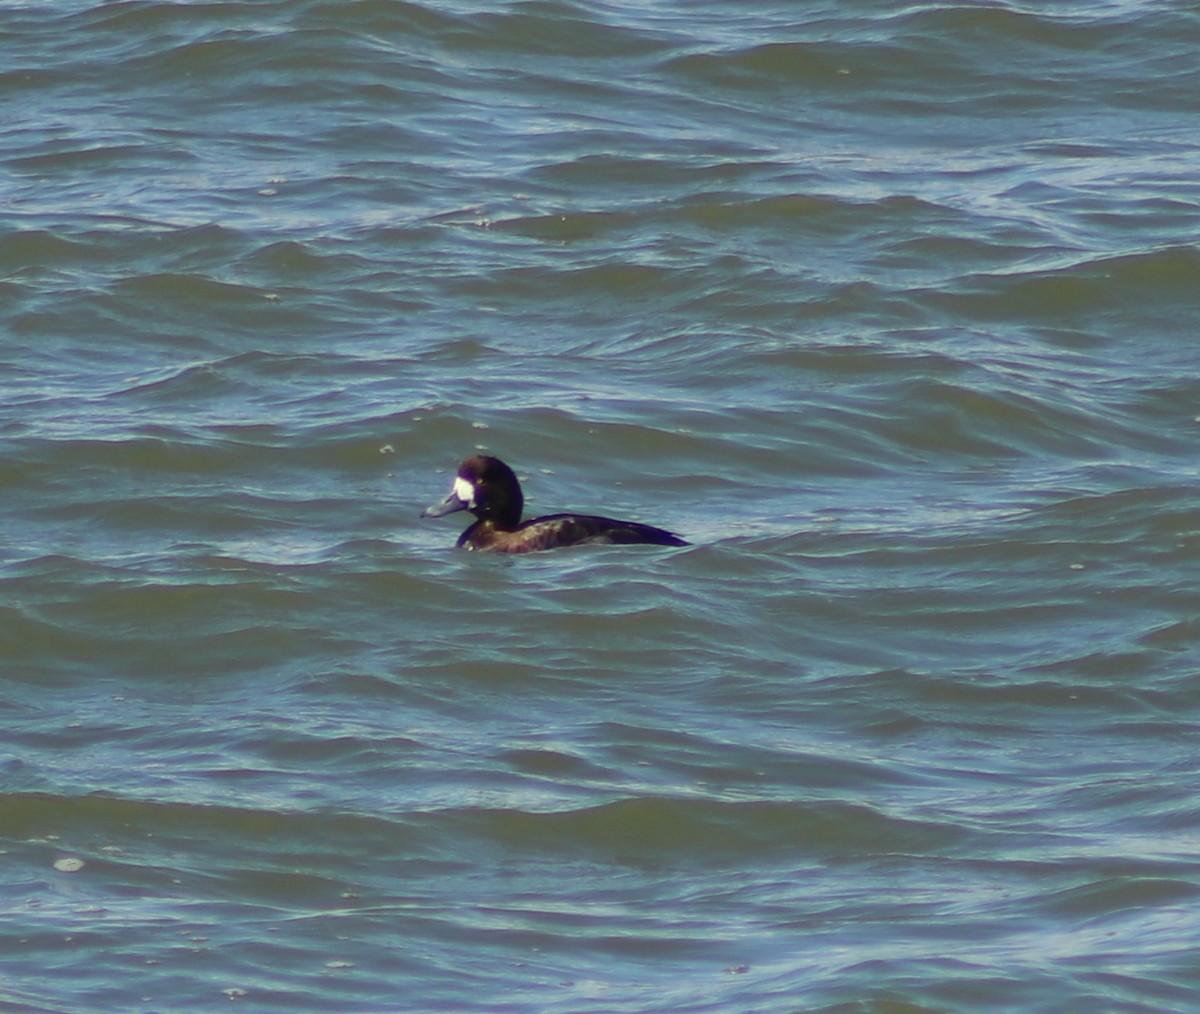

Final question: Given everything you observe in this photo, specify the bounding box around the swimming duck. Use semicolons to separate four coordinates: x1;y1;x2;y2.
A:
422;455;688;553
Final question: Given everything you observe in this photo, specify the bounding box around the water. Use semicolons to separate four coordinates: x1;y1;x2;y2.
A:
3;1;1200;1011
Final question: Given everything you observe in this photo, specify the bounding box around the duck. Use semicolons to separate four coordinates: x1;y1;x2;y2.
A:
422;455;688;553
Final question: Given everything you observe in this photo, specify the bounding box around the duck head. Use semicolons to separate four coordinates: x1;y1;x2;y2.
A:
421;455;524;529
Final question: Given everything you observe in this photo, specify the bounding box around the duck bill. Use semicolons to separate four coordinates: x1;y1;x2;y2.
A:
422;490;469;518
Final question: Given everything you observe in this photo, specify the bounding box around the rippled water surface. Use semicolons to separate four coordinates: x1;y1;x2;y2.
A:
4;1;1200;1011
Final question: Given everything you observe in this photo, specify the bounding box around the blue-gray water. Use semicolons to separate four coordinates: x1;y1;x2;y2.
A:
4;2;1200;1011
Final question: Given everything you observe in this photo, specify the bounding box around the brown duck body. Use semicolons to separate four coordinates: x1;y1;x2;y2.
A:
422;455;688;554
457;512;687;553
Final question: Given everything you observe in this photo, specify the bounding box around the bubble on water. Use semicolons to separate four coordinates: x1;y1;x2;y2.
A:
53;857;84;873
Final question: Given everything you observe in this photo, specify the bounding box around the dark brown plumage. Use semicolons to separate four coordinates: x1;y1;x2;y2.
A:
422;455;688;553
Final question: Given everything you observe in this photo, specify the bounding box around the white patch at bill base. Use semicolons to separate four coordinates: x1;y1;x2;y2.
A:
453;476;476;507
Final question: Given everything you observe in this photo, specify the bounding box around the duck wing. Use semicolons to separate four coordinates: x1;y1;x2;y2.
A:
517;513;688;550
